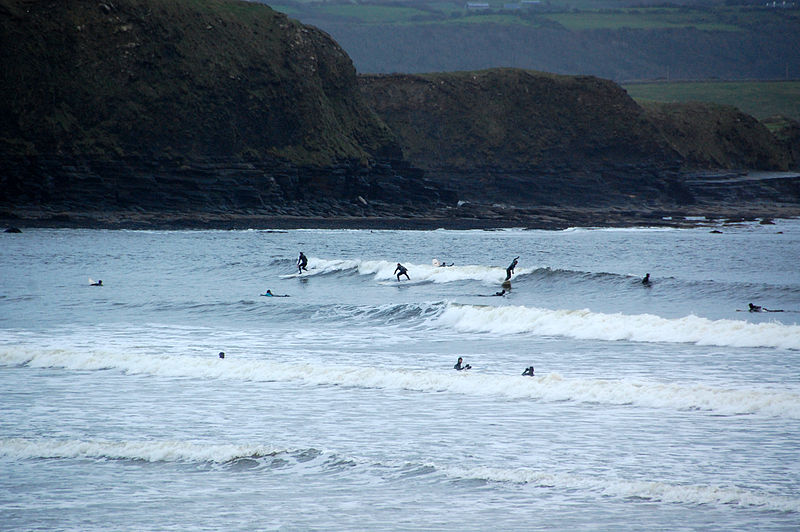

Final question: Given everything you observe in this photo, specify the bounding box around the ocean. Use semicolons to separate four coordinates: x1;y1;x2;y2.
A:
1;221;799;530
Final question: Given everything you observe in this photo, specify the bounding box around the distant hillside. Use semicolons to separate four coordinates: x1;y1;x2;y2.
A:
0;0;397;165
272;3;800;82
623;81;800;122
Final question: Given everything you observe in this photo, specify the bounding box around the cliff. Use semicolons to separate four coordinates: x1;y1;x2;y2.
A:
1;0;457;217
359;69;676;172
0;0;396;164
1;1;798;228
642;102;792;171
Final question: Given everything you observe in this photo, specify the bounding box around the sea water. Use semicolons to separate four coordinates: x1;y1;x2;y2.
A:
1;221;799;530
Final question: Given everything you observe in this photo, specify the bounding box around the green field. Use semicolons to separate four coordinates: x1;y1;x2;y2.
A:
545;9;742;31
622;80;800;122
264;2;798;29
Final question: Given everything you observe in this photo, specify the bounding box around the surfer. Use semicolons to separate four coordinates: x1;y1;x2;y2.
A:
748;302;783;312
493;289;506;296
505;256;519;281
297;252;308;274
454;357;471;371
219;352;225;359
642;273;651;285
522;366;534;376
90;279;102;286
433;259;453;267
395;263;410;281
261;290;289;297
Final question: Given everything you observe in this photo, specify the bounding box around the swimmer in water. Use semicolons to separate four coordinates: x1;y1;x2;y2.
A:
454;357;471;371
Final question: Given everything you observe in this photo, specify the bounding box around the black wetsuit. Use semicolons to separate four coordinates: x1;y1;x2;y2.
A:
395;264;410;281
298;253;308;273
505;257;519;281
522;366;534;376
454;359;471;371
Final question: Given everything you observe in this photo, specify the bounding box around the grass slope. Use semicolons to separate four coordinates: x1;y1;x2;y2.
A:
623;81;800;122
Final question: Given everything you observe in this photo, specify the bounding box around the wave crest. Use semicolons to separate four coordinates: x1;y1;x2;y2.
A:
438;304;800;350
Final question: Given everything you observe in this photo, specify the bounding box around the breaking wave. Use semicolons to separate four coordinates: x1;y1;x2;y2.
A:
437;303;800;350
2;437;797;512
3;348;799;418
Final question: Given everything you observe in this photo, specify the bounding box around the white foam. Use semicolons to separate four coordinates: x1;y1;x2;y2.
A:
3;348;799;418
438;304;800;350
313;258;531;284
439;464;800;512
0;437;285;463
4;436;796;512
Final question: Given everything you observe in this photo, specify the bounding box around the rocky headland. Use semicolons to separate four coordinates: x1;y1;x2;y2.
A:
1;0;799;230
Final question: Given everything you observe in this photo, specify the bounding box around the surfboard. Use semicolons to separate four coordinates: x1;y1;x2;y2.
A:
279;271;308;279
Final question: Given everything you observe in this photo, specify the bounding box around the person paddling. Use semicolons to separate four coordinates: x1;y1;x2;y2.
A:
454;357;471;371
262;290;290;297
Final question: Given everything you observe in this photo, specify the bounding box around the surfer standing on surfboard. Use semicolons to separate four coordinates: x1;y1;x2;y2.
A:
394;263;410;281
297;252;308;274
505;256;519;281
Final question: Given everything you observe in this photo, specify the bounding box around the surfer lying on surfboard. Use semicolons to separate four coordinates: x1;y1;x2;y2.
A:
748;302;782;312
262;290;290;297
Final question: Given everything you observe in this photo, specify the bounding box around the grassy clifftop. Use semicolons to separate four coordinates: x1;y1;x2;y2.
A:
0;0;398;165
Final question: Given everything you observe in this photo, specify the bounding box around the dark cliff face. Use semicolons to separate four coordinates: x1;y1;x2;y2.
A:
0;0;399;165
643;102;792;171
359;68;677;172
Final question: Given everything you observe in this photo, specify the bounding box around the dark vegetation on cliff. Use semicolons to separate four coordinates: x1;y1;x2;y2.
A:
359;69;674;172
359;69;798;209
0;0;396;164
1;0;798;228
642;102;792;170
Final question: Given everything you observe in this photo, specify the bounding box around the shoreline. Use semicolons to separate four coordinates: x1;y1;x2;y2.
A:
3;204;799;231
